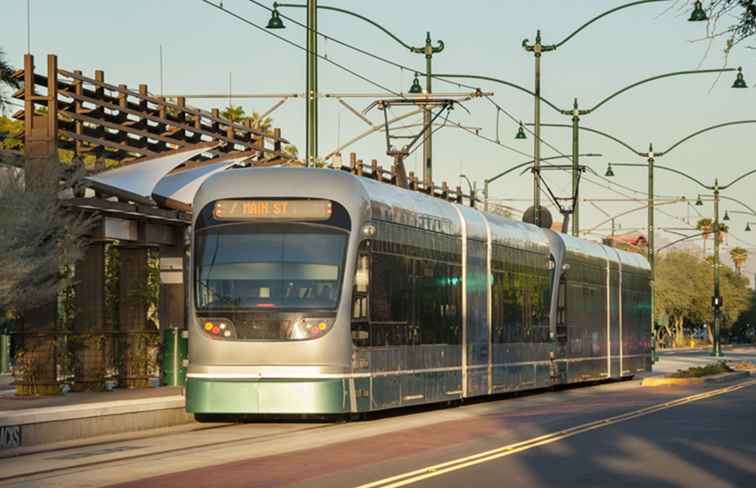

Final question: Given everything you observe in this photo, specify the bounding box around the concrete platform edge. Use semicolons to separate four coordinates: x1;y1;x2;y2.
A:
0;395;186;426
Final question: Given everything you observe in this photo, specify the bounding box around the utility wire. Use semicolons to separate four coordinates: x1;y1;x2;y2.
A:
224;1;690;229
201;0;402;97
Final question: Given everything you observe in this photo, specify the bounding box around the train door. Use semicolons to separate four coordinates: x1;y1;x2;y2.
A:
610;258;622;378
555;274;568;383
466;238;489;397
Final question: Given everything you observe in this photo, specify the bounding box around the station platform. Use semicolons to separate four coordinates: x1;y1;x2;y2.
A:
0;378;190;450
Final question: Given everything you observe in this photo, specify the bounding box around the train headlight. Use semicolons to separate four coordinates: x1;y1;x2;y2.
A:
288;318;335;340
200;318;237;339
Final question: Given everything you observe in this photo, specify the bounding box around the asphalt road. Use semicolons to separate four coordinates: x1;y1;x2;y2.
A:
2;350;753;488
105;381;752;488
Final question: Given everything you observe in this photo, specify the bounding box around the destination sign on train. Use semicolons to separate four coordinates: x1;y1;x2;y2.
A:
213;199;332;221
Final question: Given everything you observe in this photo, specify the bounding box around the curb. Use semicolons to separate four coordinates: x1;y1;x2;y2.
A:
0;395;192;449
642;371;750;387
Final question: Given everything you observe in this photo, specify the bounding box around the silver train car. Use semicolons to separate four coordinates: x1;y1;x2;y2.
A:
186;168;651;416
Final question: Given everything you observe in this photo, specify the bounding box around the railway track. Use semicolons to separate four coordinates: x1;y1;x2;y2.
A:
0;421;336;484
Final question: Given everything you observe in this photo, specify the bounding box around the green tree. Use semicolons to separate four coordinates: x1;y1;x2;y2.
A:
246;111;273;133
0;115;23;150
697;0;756;54
221;105;299;160
221;105;246;123
696;218;713;255
0;160;94;313
656;249;752;347
730;246;749;275
655;251;709;346
0;49;19;113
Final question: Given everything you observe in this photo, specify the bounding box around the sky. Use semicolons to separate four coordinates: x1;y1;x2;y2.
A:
3;0;756;277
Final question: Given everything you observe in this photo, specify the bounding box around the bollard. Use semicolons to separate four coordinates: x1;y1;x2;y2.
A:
0;334;10;375
161;327;188;386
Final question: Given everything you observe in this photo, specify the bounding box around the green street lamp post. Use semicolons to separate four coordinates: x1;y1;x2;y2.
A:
269;3;444;180
608;164;756;357
434;65;743;235
559;119;756;362
520;0;688;228
532;67;742;236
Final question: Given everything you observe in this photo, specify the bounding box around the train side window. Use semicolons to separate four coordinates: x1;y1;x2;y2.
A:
370;253;410;323
352;245;370;347
353;254;369;319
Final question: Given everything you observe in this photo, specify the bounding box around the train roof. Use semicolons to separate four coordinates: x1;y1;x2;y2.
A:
196;167;649;269
559;232;650;271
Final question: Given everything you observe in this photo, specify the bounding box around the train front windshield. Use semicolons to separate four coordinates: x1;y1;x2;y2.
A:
195;223;347;311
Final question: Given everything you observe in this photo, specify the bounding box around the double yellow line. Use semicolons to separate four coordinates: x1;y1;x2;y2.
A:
356;379;755;488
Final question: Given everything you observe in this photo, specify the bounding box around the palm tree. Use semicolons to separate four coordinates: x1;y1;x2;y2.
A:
0;49;20;113
730;246;748;275
246;111;273;134
221;105;246;123
696;218;713;256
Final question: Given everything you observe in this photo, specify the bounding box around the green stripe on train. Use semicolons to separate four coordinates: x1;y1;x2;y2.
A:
186;378;348;414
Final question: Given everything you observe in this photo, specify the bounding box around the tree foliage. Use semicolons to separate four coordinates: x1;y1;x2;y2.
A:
729;246;749;274
0;115;23;150
0;48;19;114
655;249;752;345
221;105;298;159
0;160;95;317
698;0;756;53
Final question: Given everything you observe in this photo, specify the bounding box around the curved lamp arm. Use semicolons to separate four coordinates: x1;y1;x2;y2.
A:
612;162;713;190
658;120;756;156
727;207;756;217
485;153;601;185
532;123;645;156
721;168;756;191
553;0;671;49
433;73;564;114
587;68;736;114
584;199;679;234
410;33;445;55
275;2;433;52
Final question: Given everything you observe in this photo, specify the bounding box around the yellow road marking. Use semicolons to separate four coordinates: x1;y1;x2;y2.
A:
356;379;756;488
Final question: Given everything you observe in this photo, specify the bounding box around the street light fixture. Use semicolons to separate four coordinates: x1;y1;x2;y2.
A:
732;67;749;89
515;121;527;140
747;223;752;232
439;66;740;236
266;7;285;29
409;73;423;94
269;2;444;182
540;119;756;362
609;163;756;358
723;210;730;221
688;0;708;22
520;0;679;230
696;194;704;206
604;163;615;177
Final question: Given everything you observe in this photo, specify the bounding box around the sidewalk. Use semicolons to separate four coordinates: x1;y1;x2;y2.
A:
647;346;756;376
0;384;190;450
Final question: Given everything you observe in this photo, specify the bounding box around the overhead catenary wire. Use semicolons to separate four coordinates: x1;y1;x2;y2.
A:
200;0;403;97
215;1;708;235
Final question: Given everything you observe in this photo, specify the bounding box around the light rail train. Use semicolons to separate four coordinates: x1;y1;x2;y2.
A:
186;168;651;417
